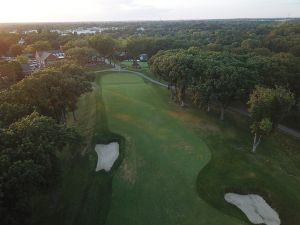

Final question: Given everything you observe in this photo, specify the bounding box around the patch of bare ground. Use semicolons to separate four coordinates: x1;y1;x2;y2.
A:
120;159;136;185
166;110;220;132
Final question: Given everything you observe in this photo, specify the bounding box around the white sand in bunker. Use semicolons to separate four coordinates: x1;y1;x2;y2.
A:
225;193;280;225
95;142;119;172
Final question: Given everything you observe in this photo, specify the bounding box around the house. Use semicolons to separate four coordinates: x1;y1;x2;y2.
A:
139;54;148;62
49;50;65;59
35;50;65;68
18;38;25;45
137;27;145;32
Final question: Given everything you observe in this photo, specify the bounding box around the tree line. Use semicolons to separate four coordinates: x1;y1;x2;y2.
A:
2;20;300;57
149;48;296;152
0;62;93;224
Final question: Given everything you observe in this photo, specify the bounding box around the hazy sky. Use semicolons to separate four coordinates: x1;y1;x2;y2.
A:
0;0;300;22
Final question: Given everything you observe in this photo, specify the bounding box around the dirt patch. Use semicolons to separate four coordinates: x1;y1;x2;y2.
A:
167;110;220;132
113;113;135;123
120;159;136;185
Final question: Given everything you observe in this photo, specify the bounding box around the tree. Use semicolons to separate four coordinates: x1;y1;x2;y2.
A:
63;39;89;51
209;63;250;120
0;39;9;55
23;45;35;54
150;50;194;106
0;112;81;224
248;86;295;152
7;66;92;123
126;37;147;65
32;40;51;51
196;52;253;120
0;101;30;128
65;47;98;65
89;35;116;63
8;44;23;56
16;55;29;64
241;39;261;49
0;61;23;90
24;41;51;53
207;43;222;51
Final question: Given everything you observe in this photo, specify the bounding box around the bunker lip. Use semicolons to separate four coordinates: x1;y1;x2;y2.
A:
224;193;280;225
95;142;119;172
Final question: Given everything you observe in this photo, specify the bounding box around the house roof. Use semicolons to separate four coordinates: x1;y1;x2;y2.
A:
36;50;65;61
36;51;52;61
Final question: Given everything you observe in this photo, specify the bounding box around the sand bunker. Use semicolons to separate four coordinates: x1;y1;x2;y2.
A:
225;193;280;225
95;142;119;172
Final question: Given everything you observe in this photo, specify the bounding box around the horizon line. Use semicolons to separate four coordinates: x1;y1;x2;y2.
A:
0;17;299;25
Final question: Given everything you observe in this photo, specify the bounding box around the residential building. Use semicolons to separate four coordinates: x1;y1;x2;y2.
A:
35;50;65;68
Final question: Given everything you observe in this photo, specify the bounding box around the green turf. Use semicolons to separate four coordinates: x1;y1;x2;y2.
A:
120;60;149;70
119;60;167;84
98;72;247;225
193;108;300;225
31;70;300;225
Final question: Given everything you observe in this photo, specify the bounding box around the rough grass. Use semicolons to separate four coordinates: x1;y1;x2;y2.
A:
30;78;124;225
99;72;247;225
192;108;300;225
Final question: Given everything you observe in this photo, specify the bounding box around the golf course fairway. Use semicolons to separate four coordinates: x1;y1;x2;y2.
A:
98;72;248;225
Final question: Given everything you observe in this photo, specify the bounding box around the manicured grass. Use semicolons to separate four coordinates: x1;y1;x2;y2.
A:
86;64;114;72
31;70;300;225
120;60;149;70
120;60;167;84
98;72;247;225
100;71;300;225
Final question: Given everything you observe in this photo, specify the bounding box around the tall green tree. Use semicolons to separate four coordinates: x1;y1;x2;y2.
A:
65;47;98;65
89;35;116;63
248;86;295;152
0;112;80;225
6;67;92;123
0;61;23;90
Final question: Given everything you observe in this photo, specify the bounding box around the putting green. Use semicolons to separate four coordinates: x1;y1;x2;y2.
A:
99;72;247;225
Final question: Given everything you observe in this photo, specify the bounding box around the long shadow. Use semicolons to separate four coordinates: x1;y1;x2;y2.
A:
75;75;125;225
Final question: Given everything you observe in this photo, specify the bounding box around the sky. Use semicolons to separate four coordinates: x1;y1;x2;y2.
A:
0;0;300;22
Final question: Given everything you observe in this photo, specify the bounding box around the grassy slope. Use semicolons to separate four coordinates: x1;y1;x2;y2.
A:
31;69;300;225
99;72;247;225
31;82;124;225
194;108;300;225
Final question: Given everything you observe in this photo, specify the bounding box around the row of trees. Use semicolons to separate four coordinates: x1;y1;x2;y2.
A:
2;21;300;63
0;62;92;224
149;48;296;151
62;35;174;65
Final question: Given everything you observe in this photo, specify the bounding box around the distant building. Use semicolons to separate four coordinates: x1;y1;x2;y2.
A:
24;29;38;34
35;50;65;68
137;27;145;32
139;54;148;62
49;50;65;59
18;38;25;45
